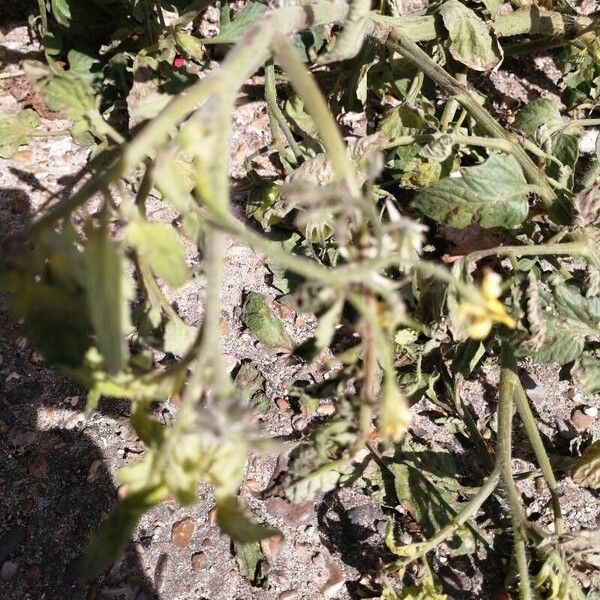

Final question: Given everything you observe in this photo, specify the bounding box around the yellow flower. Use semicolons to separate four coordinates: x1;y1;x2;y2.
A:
459;270;516;340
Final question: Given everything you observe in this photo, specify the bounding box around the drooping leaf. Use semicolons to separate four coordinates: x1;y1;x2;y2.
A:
0;110;40;159
241;292;294;349
412;154;529;228
126;221;190;288
571;441;600;489
440;0;501;71
203;3;267;45
85;222;129;375
216;496;279;543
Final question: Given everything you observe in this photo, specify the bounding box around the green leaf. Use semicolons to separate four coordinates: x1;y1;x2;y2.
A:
412;154;529;228
44;76;95;119
552;282;600;332
85;222;130;375
216;497;279;543
573;352;600;394
440;0;501;71
174;30;206;62
51;0;72;26
0;110;40;159
163;318;197;356
523;317;584;364
232;541;268;586
390;439;479;555
242;292;294;349
126;221;190;288
513;98;563;140
203;3;267;45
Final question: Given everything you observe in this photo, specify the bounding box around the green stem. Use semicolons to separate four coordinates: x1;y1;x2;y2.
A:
389;341;517;562
514;533;533;600
37;0;48;35
270;33;360;198
465;240;588;264
265;60;303;163
513;376;563;534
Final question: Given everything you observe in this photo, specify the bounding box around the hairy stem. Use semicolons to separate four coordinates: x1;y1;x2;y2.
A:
265;60;302;164
271;33;360;197
513;375;563;534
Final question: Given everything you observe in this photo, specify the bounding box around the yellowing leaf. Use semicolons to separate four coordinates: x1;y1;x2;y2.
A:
85;222;130;375
0;110;40;159
126;221;190;288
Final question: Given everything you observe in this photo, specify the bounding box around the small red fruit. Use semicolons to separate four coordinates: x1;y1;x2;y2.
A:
172;56;186;69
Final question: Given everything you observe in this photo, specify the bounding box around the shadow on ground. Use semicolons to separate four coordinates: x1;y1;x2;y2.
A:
0;189;158;599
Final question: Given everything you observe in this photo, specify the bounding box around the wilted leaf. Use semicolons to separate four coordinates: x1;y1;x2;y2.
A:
233;360;266;404
44;75;95;119
552;282;600;330
390;440;479;555
85;222;130;374
216;496;279;543
412;154;529;228
294;295;344;361
571;441;600;489
203;3;267;45
126;221;190;288
242;292;294;349
0;110;40;159
440;0;501;71
268;420;356;503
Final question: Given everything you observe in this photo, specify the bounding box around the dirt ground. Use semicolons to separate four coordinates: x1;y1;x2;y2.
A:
1;10;599;600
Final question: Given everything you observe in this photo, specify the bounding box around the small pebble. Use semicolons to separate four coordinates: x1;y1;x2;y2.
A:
154;553;169;592
571;408;593;430
1;561;18;580
191;552;206;571
260;534;284;561
171;518;195;549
